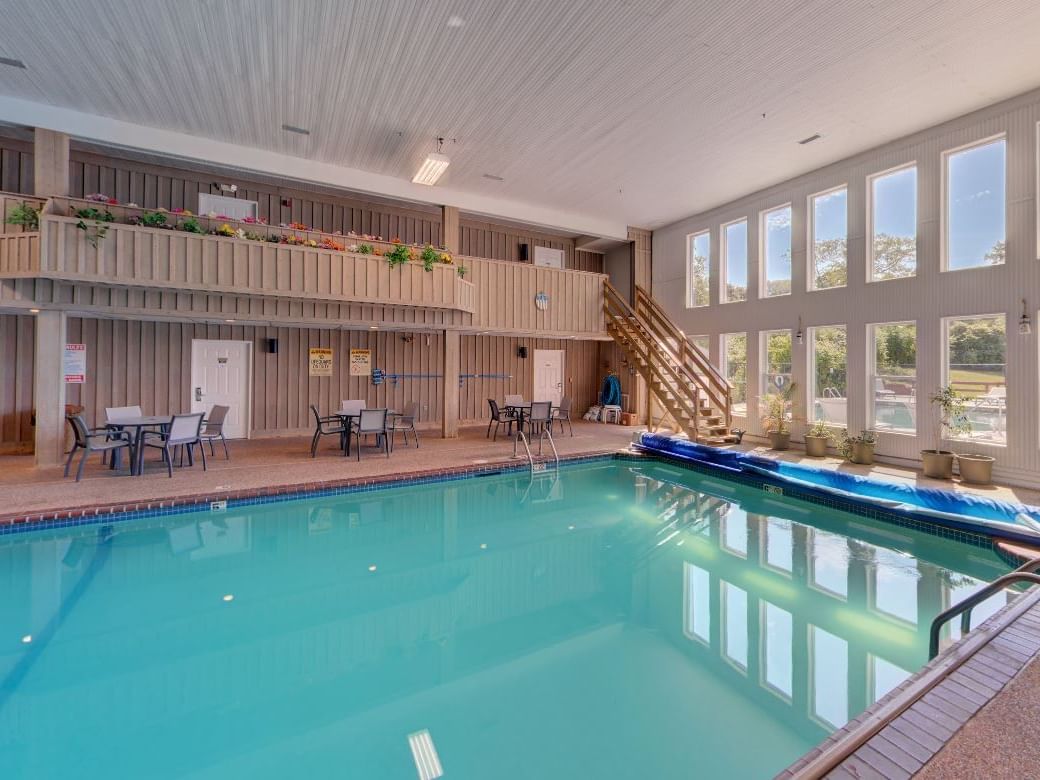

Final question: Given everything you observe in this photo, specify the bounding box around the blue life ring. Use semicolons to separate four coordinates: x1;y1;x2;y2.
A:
599;374;622;406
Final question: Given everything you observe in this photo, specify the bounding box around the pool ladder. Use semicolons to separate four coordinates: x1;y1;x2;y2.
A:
929;555;1040;658
512;424;559;476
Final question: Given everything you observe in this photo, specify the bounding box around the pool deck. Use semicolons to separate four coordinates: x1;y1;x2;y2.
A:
0;421;639;522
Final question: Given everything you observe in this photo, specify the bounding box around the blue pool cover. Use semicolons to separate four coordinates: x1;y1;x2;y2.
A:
636;433;1040;541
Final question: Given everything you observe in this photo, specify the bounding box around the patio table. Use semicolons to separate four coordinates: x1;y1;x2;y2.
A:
106;415;173;476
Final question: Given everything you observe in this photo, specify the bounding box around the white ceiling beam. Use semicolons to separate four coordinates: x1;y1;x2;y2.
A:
0;95;629;240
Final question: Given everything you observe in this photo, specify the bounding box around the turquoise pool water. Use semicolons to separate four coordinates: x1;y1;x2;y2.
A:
0;461;1015;779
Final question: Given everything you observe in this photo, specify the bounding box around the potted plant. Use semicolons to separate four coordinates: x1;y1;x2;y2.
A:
957;450;995;485
804;420;832;457
837;429;877;465
761;383;796;450
922;386;970;479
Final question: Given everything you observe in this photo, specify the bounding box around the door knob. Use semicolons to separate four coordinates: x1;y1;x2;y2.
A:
195;387;203;402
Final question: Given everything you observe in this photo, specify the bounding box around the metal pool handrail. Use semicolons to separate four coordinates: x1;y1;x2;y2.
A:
929;556;1040;658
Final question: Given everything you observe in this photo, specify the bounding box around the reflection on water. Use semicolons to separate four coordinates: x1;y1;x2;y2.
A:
0;463;1015;779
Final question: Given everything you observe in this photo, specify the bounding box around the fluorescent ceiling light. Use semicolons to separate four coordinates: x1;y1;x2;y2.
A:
0;57;25;69
412;152;450;186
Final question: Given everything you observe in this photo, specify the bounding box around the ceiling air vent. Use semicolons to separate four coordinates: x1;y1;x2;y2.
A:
482;173;504;181
282;124;310;135
798;133;822;145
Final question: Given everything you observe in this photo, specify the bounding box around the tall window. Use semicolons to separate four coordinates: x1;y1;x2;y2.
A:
760;330;792;400
870;322;917;433
687;230;710;307
809;325;847;426
691;335;710;355
722;333;748;417
869;164;917;281
809;187;847;289
761;205;792;297
722;219;748;302
944;137;1006;270
944;314;1007;444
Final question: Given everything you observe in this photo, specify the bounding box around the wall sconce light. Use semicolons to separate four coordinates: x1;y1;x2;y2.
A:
1020;298;1032;335
796;316;804;345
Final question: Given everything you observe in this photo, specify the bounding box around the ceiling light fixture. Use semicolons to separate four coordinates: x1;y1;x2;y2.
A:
282;124;310;136
0;57;26;69
413;138;450;186
798;133;822;145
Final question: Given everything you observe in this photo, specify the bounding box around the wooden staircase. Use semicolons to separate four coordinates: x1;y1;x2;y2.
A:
603;282;738;445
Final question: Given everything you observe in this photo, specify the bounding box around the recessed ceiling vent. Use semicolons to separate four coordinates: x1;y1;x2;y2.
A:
798;133;822;145
282;124;310;135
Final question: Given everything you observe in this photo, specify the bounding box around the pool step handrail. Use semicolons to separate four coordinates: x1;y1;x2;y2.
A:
928;555;1040;658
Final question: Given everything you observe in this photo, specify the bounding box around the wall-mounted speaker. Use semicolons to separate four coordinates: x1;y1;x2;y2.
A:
518;243;529;262
518;346;528;359
266;338;279;354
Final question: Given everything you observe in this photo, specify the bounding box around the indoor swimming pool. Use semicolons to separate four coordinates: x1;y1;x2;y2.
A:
0;459;1016;778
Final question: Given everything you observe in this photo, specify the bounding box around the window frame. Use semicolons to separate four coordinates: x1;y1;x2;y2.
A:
807;184;849;291
866;162;918;283
806;323;848;425
759;203;793;299
686;228;712;308
941;133;1007;273
720;217;749;303
941;312;1008;447
760;328;794;402
867;320;917;437
721;332;748;418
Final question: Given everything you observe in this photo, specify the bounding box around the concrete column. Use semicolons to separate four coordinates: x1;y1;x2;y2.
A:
33;310;67;467
33;128;70;197
441;205;460;253
441;329;460;438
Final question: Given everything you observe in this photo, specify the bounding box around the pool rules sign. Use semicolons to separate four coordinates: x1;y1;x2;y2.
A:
63;343;86;383
308;347;333;377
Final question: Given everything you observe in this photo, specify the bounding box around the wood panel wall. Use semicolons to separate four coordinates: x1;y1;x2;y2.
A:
0;135;33;195
57;317;607;435
0;313;34;450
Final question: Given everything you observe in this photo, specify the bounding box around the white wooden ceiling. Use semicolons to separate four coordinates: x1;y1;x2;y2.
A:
1;0;1040;232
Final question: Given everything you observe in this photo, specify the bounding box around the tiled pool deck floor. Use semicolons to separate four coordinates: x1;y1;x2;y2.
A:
4;426;1040;777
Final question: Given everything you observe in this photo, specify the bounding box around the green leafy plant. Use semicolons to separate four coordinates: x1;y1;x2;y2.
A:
5;202;39;231
806;420;833;439
74;208;115;248
356;242;374;254
139;211;167;228
180;217;205;234
385;243;412;268
760;382;797;434
243;230;267;241
928;385;971;452
457;265;467;278
836;429;877;461
420;244;439;272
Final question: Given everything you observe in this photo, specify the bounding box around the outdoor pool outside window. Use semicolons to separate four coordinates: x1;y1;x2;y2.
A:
808;325;847;426
761;205;792;297
722;218;748;302
943;314;1007;444
870;322;917;434
944;137;1006;270
809;186;847;289
761;329;793;404
687;230;711;307
722;332;748;417
868;164;917;281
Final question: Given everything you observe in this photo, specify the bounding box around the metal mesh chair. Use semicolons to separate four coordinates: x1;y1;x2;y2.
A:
487;399;516;441
389;402;420;450
310;404;347;457
140;412;206;477
199;404;231;459
552;396;574;436
350;408;389;460
64;415;132;482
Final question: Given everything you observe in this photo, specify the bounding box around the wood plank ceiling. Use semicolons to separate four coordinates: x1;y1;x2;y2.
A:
0;0;1039;229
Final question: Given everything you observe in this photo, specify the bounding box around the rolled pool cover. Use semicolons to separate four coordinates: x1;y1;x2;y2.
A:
635;433;1040;538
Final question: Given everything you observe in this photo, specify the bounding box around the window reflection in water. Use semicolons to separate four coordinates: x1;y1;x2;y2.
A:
811;626;849;729
871;548;919;625
723;581;749;671
809;529;849;599
870;655;911;704
721;510;748;557
761;601;793;699
683;562;711;644
763;517;793;574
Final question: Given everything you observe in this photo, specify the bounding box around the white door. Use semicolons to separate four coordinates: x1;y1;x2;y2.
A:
533;349;565;407
190;340;252;439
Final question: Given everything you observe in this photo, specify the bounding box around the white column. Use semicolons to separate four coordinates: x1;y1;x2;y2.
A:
34;309;67;467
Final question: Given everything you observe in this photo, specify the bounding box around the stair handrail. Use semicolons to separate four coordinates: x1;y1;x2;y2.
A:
602;281;704;434
634;286;732;418
928;555;1040;658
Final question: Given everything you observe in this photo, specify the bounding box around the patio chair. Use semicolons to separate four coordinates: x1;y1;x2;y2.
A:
102;405;143;465
350;408;389;460
199;404;231;459
552;396;574;436
140;413;206;478
340;399;367;416
504;394;524;407
389;402;420;450
528;401;553;437
310;404;347;457
64;415;132;482
487;399;517;441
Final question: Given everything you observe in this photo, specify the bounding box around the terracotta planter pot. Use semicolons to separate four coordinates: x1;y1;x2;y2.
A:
804;435;829;457
850;442;874;465
768;431;790;450
921;450;955;479
958;453;995;485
